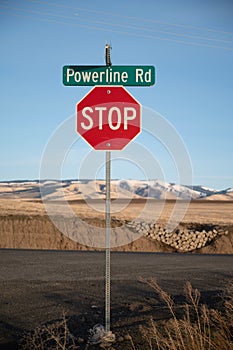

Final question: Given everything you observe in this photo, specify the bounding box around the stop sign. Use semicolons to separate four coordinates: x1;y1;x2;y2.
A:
76;86;141;150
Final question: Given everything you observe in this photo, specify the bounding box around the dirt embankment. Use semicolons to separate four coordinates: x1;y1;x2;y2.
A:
0;214;233;254
0;215;89;251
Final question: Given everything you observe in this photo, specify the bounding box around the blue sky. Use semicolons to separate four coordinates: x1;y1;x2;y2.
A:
0;0;233;189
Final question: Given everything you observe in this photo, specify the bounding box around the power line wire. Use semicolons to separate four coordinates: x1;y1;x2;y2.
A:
27;0;233;36
0;5;233;51
2;2;232;45
2;0;233;42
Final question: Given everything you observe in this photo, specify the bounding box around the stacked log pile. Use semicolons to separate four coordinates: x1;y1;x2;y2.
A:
126;221;229;252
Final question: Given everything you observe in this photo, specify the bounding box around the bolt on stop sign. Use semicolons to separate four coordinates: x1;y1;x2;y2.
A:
76;86;141;150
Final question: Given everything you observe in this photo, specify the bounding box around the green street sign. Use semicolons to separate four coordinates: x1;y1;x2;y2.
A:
63;65;155;86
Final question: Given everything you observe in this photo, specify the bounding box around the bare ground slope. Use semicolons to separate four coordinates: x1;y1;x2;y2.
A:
0;199;233;253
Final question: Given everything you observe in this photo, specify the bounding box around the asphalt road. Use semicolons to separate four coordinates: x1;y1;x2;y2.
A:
0;250;232;348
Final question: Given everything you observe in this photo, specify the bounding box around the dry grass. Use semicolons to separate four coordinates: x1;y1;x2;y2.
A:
139;278;233;350
18;281;233;350
20;312;78;350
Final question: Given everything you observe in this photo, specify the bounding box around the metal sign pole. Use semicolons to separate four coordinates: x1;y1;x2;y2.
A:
89;44;115;345
105;43;112;335
105;150;111;332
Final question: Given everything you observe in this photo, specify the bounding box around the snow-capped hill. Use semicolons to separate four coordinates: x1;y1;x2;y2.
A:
185;185;219;198
117;180;202;200
0;179;232;201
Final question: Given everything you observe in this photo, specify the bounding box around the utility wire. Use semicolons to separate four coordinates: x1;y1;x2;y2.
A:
1;5;233;51
1;2;232;45
27;0;233;36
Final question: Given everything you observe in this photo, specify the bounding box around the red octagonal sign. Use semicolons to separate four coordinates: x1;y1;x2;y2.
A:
76;86;141;150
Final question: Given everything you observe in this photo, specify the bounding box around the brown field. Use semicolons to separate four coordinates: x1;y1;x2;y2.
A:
1;198;233;223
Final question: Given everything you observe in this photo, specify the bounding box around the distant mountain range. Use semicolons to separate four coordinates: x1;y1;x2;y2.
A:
0;179;233;201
